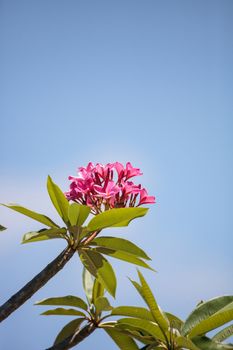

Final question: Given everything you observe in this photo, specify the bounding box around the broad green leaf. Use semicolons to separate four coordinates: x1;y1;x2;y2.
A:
68;203;90;226
87;207;148;232
212;324;233;342
113;324;155;345
117;317;166;342
182;296;233;336
47;176;69;224
41;307;86;316
79;227;91;241
35;295;88;311
82;268;94;304
100;321;154;345
137;270;169;332
21;228;66;244
165;312;184;331
95;296;112;313
92;279;105;304
91;237;150;260
0;224;6;231
1;203;58;227
54;318;85;345
176;336;200;350
105;328;139;350
112;306;154;321
93;247;154;270
129;278;143;295
188;301;233;338
79;249;116;297
193;336;233;350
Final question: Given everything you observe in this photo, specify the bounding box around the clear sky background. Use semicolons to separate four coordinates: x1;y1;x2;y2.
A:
0;0;233;349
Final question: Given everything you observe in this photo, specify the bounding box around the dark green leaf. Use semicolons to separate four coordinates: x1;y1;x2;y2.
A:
21;228;66;244
92;279;105;304
193;336;233;350
1;203;58;227
79;227;90;241
41;307;86;316
35;296;88;311
181;296;233;336
105;328;139;349
47;176;69;224
212;324;233;342
165;312;184;331
0;224;6;231
175;336;200;350
87;207;148;232
95;296;112;313
188;301;233;338
54;318;85;345
111;306;153;321
68;203;90;227
91;237;150;260
117;318;166;342
136;270;169;332
79;249;116;297
93;247;154;270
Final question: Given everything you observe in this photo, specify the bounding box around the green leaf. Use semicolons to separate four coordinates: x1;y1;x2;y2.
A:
87;207;148;232
41;307;86;316
136;270;169;332
91;237;150;260
93;247;154;270
117;317;166;342
47;176;69;224
193;336;233;350
35;296;88;311
21;228;66;244
95;296;113;313
165;312;184;331
82;268;94;305
112;306;154;321
0;224;6;231
188;301;233;338
212;324;233;342
181;296;233;336
1;203;58;227
54;318;85;345
92;279;105;304
105;328;139;350
175;336;200;350
68;203;90;226
79;249;117;297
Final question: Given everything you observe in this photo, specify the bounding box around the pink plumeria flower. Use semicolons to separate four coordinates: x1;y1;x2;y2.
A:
138;188;156;205
94;181;120;199
65;162;155;213
124;162;143;180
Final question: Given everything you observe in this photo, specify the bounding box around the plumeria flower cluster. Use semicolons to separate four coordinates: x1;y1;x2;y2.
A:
65;162;155;214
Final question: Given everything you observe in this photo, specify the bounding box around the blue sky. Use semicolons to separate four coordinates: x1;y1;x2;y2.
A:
0;0;233;349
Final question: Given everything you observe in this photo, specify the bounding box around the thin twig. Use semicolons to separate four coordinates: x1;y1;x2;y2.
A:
0;245;75;323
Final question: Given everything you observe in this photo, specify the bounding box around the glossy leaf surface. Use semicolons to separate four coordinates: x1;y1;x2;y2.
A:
1;203;58;227
21;228;66;243
79;249;116;297
87;207;148;232
47;176;69;224
35;295;88;311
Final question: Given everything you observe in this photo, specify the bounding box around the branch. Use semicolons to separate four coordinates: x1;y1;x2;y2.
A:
0;245;75;323
46;323;96;350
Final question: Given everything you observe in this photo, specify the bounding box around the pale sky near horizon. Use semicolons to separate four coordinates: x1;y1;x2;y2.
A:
1;1;233;349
